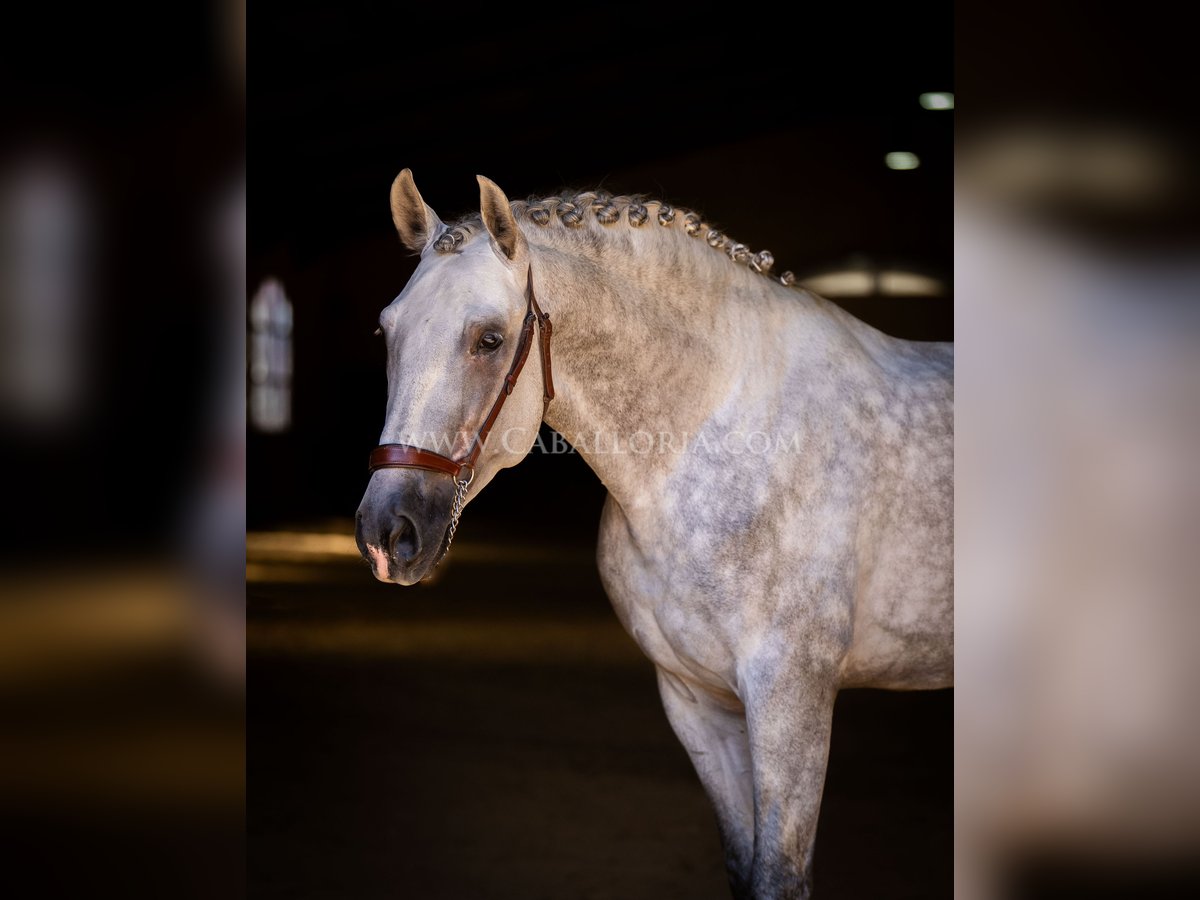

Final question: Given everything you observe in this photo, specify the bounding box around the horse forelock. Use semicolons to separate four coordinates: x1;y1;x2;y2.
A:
434;190;795;287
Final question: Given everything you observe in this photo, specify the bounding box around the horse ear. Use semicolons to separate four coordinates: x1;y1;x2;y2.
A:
477;175;526;261
390;168;444;253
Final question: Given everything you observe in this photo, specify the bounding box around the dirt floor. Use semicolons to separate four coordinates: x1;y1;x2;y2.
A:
248;530;951;899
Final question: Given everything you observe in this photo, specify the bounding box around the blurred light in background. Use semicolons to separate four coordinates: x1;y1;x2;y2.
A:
885;150;921;170
879;270;946;295
804;270;875;297
249;277;292;432
803;268;945;297
920;91;954;110
0;153;90;430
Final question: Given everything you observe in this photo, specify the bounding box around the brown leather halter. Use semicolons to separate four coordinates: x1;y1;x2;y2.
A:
367;265;554;492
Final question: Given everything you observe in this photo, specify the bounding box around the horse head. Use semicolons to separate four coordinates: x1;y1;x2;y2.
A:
355;170;548;584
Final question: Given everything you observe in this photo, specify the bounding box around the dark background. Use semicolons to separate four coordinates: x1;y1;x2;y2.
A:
249;4;953;898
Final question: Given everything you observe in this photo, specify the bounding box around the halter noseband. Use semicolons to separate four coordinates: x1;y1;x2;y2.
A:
365;265;554;559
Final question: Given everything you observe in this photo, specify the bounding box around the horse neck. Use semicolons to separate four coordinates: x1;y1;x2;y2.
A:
531;239;780;504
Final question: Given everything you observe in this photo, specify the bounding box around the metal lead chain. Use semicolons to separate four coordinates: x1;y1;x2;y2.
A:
438;475;472;565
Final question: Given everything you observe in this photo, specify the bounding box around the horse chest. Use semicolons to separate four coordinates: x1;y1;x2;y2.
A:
596;495;746;699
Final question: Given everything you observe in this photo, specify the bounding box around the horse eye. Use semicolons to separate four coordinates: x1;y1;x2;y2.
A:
373;326;382;337
478;332;503;352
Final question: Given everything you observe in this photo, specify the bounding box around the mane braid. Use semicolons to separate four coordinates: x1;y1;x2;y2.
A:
438;189;796;287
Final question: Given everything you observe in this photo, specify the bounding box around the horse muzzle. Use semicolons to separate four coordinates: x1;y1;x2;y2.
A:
355;469;455;584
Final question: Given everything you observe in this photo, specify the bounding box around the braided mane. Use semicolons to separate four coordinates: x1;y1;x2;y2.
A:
432;190;797;287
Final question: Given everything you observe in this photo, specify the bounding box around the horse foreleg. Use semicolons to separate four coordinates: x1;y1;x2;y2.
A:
744;659;838;900
655;666;756;899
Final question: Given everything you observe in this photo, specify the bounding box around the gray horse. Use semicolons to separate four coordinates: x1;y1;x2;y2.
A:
355;170;953;898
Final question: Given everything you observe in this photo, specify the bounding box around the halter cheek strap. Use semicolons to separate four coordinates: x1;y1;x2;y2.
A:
365;265;554;560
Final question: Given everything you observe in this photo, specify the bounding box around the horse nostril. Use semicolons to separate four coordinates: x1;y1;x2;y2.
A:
389;516;420;566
